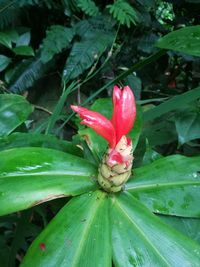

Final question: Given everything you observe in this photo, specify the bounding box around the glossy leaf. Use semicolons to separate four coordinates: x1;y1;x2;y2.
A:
142;145;163;166
0;132;82;156
127;155;200;217
125;74;142;100
0;94;33;136
21;191;111;267
0;55;11;72
155;26;200;57
144;86;200;122
0;32;12;48
12;45;35;56
0;147;98;215
159;215;200;244
111;192;200;267
175;109;200;145
129;104;143;151
143;119;177;146
78;98;142;161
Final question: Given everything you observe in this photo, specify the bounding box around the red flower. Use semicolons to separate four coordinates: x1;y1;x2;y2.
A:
112;85;136;144
71;85;136;166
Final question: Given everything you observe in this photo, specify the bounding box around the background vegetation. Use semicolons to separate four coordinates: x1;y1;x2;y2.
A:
0;0;200;266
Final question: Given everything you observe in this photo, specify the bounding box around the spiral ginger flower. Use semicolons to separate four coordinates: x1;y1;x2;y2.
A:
71;85;136;192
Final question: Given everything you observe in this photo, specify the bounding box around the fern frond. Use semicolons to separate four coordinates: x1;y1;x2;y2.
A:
8;58;49;93
75;16;115;42
107;0;138;28
41;26;75;63
63;39;108;81
76;0;100;16
63;16;115;81
0;0;57;30
62;16;115;81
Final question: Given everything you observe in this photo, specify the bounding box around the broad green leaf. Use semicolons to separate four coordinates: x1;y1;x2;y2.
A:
129;104;143;150
175;109;200;145
127;155;200;217
0;132;82;156
125;74;142;100
142;145;163;166
12;45;35;56
78;98;142;162
3;30;19;43
159;215;200;244
144;86;200;122
0;32;12;48
21;191;111;267
0;94;33;136
111;192;200;267
155;26;200;57
143;119;177;146
0;55;11;72
0;147;98;216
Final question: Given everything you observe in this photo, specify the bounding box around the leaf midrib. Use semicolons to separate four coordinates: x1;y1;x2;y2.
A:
65;195;104;266
114;199;171;267
0;172;95;179
127;180;200;191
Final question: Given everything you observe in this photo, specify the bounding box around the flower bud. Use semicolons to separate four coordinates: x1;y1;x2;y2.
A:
71;85;136;193
97;136;133;192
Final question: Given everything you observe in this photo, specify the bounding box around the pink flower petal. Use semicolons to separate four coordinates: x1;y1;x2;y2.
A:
112;86;136;143
71;105;116;148
107;150;124;166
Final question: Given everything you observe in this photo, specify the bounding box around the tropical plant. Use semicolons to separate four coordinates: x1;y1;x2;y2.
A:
0;81;200;266
0;1;200;266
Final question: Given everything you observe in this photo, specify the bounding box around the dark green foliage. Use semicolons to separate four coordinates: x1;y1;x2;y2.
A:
8;58;48;93
107;0;139;27
0;0;55;30
76;0;100;16
0;1;19;29
63;39;110;81
0;1;200;266
41;25;75;63
63;16;115;81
